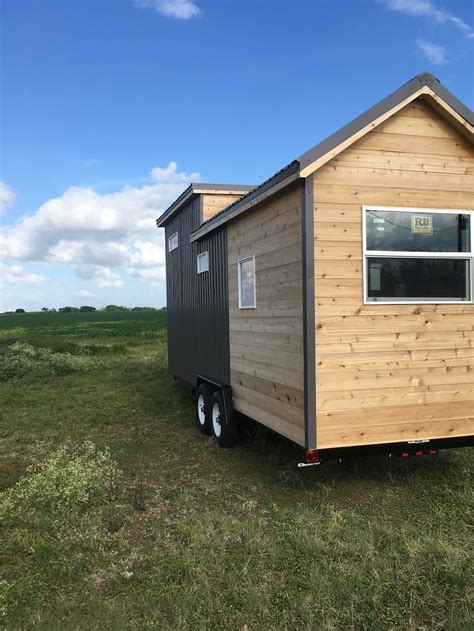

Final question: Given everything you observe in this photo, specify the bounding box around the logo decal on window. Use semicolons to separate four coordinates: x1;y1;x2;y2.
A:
411;215;433;235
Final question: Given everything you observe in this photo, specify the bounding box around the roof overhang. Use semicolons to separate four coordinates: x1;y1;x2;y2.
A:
155;183;255;228
173;73;473;242
298;72;473;177
190;161;300;242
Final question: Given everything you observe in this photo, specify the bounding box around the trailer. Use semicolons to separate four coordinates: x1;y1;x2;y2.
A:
156;73;474;465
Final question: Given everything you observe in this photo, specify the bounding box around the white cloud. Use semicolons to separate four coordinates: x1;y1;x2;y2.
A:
95;268;124;289
0;262;48;285
383;0;474;38
136;0;200;19
128;239;166;268
75;266;123;288
127;265;166;283
72;289;97;299
0;161;199;291
417;39;446;65
48;240;129;267
0;182;16;213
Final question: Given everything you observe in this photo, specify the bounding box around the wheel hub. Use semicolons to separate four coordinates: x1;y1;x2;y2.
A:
197;394;206;425
212;402;222;437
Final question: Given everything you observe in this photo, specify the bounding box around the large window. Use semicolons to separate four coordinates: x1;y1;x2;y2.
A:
363;207;473;303
238;256;256;308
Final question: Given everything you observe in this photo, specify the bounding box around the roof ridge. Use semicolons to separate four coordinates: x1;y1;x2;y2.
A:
161;73;473;239
156;182;255;227
298;71;473;171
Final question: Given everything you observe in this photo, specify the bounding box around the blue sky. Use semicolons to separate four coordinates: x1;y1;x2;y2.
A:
1;0;473;311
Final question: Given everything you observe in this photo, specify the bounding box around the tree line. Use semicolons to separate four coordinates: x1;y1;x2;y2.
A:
9;305;166;314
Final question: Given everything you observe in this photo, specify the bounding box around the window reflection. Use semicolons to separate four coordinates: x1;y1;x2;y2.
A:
239;258;255;308
366;211;470;253
367;258;470;301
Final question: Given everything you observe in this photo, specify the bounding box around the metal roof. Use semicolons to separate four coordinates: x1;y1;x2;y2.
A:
298;72;473;172
190;72;472;241
156;183;255;227
190;161;300;242
157;72;472;240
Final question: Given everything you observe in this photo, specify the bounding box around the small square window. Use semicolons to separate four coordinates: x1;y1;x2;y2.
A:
168;232;178;252
197;251;209;274
238;256;256;308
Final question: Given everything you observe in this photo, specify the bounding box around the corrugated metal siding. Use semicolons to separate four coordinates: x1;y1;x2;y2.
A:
164;197;230;385
195;228;230;383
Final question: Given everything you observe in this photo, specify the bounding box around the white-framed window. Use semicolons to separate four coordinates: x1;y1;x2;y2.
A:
168;232;178;252
363;206;473;304
238;256;256;309
197;251;209;274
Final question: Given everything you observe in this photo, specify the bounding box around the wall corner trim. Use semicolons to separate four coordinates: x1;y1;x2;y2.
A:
302;175;317;450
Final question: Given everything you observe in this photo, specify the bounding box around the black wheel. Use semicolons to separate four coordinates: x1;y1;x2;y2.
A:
195;383;213;435
210;389;239;448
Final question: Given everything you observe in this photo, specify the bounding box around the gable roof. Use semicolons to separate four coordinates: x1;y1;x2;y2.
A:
156;183;255;228
184;72;473;242
298;72;473;177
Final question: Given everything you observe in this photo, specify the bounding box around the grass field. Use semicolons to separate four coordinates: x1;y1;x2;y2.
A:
1;310;472;630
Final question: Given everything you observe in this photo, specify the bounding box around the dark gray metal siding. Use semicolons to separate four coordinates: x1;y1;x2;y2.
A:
301;175;316;450
165;197;230;385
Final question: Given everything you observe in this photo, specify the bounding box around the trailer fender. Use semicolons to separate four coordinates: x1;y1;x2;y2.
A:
196;376;236;427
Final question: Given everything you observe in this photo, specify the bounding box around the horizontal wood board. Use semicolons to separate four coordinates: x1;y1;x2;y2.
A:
227;183;305;446
202;193;247;223
313;98;474;449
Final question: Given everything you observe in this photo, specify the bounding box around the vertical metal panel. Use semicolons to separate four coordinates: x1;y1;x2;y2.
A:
164;197;230;385
196;227;230;383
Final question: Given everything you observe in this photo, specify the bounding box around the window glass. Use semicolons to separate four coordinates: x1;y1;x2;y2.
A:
197;252;209;274
366;210;470;253
239;257;255;308
168;232;178;252
367;257;470;301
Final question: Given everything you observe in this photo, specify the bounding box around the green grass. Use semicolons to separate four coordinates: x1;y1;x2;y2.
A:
1;310;472;630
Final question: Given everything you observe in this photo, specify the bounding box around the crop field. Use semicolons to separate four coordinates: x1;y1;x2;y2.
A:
1;310;472;630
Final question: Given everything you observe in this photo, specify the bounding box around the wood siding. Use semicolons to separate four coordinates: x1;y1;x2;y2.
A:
202;193;247;223
313;98;474;449
227;183;305;446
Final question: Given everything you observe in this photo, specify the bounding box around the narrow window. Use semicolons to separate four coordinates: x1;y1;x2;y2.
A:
238;256;256;308
168;232;178;252
197;251;209;274
363;207;473;303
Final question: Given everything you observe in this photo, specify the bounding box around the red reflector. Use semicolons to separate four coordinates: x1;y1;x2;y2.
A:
401;452;409;458
305;449;319;463
429;450;438;455
416;451;423;456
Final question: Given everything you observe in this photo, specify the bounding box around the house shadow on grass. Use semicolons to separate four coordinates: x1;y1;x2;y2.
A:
116;363;469;511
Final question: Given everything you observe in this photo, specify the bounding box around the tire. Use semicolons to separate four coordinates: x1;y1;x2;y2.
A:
195;383;213;435
210;389;240;448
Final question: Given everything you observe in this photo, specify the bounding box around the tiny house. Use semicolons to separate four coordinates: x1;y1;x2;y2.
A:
156;73;474;464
